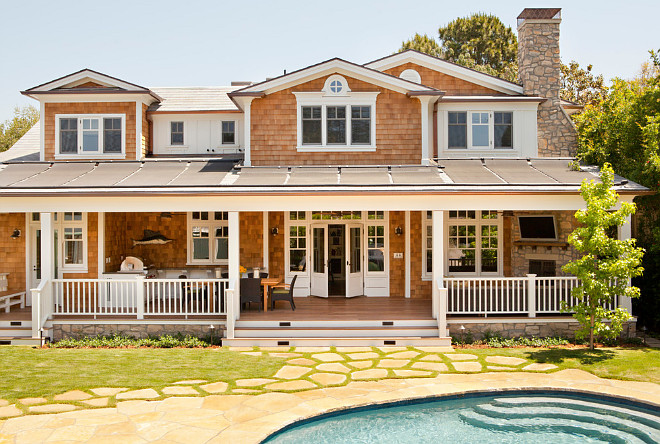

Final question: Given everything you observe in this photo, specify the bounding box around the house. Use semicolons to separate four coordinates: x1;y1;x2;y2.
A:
0;8;648;346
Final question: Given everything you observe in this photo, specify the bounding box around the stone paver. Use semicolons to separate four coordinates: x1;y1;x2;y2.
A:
523;363;558;371
81;397;110;407
316;363;351;373
260;347;292;351
294;347;330;353
0;400;8;407
377;359;409;368
347;352;380;360
487;366;516;371
347;360;373;369
416;346;454;353
264;380;316;391
376;346;407;352
444;353;478;361
485;356;527;366
420;354;444;361
28;404;78;414
412;361;449;372
310;373;346;385
452;361;483;372
91;387;128;397
394;370;431;377
351;369;389;380
0;369;658;443
273;366;312;380
173;379;207;385
115;389;160;400
17;397;47;406
199;382;229;393
311;352;344;362
387;351;420;359
232;389;260;394
235;378;276;387
0;405;22;418
161;386;199;396
335;347;373;352
287;358;317;366
54;390;93;401
268;352;301;358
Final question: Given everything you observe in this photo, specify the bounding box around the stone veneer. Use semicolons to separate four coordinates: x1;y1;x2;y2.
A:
518;15;577;157
52;323;222;341
448;320;636;339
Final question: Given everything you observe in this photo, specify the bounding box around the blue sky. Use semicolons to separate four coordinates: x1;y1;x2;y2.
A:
1;0;658;122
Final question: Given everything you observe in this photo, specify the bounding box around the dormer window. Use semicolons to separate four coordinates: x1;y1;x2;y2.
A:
55;114;125;158
447;111;513;150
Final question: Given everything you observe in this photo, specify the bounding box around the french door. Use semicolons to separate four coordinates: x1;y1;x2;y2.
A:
345;224;363;297
310;225;328;297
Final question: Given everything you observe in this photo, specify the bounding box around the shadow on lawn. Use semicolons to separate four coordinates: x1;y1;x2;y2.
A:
524;348;616;365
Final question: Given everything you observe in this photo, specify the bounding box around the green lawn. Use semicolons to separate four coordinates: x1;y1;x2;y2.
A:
0;347;282;402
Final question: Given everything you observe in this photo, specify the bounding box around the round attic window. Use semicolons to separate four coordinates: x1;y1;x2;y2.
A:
323;75;351;96
399;69;422;84
330;79;343;93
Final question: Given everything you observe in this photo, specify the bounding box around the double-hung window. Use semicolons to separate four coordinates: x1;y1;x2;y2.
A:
56;115;125;156
188;212;229;264
326;106;346;144
447;111;513;150
222;121;235;145
366;211;386;273
288;212;307;273
447;210;500;275
171;122;184;145
302;106;322;145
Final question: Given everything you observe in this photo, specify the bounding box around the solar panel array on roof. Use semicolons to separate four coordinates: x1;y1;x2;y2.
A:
232;168;288;186
66;163;140;187
168;160;235;186
390;167;446;185
440;160;503;184
288;168;338;185
16;163;95;187
484;159;557;184
530;159;598;184
0;163;51;187
118;161;187;186
339;168;390;185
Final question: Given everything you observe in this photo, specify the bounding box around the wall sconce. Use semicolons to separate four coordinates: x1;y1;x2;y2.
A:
271;227;279;236
10;229;21;239
395;226;403;236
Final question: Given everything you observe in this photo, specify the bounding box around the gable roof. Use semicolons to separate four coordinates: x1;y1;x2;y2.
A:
148;87;241;113
230;57;441;98
364;50;524;95
21;69;162;101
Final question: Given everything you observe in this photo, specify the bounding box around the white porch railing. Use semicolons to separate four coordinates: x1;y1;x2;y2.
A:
444;275;617;317
52;278;229;319
31;279;52;338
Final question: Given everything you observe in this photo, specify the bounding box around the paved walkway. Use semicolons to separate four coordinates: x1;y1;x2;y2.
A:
0;369;658;443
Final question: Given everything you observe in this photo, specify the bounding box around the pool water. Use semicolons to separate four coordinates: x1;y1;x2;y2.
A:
264;393;660;444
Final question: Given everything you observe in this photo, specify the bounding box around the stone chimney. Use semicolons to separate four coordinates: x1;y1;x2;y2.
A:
517;8;577;157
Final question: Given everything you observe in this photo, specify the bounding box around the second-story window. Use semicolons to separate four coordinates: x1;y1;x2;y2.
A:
326;106;346;144
56;115;125;156
351;106;371;144
302;106;322;144
447;111;513;150
494;112;513;148
221;121;235;144
171;121;184;145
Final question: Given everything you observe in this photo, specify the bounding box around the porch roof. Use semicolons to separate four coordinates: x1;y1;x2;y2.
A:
0;158;648;196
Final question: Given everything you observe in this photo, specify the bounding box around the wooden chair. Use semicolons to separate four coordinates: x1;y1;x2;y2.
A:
270;275;297;311
240;277;263;311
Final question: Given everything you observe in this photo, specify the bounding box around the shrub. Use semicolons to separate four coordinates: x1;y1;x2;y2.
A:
49;333;212;348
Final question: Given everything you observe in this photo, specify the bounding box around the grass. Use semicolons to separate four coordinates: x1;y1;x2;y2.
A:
0;347;283;402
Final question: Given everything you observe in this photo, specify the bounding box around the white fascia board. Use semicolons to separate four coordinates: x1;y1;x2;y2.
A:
437;102;539;112
241;60;436;96
0;192;594;213
33;94;155;104
365;52;523;95
33;70;147;92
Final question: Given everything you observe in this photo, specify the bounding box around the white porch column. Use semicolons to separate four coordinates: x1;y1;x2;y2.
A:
404;211;411;298
242;98;255;167
263;211;269;272
227;211;240;339
40;213;53;283
98;212;105;277
418;96;435;166
619;214;633;313
432;210;446;335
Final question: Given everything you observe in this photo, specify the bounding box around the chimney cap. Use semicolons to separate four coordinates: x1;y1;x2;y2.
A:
517;8;561;20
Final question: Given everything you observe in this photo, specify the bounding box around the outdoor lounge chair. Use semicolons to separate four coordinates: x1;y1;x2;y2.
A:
240;277;262;311
270;275;296;311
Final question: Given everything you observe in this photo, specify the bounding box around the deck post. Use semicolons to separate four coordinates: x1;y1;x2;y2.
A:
618;215;633;313
263;211;269;272
227;211;240;339
527;273;537;317
432;210;447;335
135;275;145;320
404;211;410;298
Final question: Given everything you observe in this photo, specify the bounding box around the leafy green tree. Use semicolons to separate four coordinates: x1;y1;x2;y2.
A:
399;33;442;58
0;106;39;152
560;61;607;106
562;164;644;349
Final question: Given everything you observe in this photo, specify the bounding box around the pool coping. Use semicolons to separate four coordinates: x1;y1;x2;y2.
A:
261;388;660;443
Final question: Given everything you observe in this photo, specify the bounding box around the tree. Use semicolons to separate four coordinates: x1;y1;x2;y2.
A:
560;61;607;106
562;164;644;349
0;106;39;152
399;13;518;82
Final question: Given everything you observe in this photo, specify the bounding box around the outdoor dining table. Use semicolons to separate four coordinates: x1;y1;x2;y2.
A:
260;278;282;312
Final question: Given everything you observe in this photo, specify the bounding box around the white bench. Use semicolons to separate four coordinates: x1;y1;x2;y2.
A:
0;292;25;313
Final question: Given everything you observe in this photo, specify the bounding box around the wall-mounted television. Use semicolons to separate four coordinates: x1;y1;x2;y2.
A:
518;216;557;240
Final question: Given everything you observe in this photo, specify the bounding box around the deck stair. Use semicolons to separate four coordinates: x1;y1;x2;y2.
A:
0;318;46;346
226;318;452;347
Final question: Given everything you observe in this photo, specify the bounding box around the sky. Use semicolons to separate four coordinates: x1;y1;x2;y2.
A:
1;0;658;122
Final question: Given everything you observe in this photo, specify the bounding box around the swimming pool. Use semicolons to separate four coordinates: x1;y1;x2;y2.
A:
264;392;660;443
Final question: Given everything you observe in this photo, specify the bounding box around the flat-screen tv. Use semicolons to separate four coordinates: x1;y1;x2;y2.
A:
518;216;557;240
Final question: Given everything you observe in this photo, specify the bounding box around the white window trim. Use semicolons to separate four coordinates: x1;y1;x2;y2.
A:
55;114;126;159
441;108;520;152
169;121;185;149
186;212;229;265
294;91;379;152
285;212;310;279
219;120;239;148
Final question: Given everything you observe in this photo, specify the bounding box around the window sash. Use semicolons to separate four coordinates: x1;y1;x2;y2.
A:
367;224;385;272
300;105;373;147
302;106;322;145
494;112;513;148
351;106;371;144
221;121;235;145
57;116;123;155
447;111;513;150
171;122;184;145
326;106;346;144
103;118;122;153
189;213;229;264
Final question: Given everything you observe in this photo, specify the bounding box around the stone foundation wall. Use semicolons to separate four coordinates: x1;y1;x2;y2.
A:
52;323;223;341
448;320;636;339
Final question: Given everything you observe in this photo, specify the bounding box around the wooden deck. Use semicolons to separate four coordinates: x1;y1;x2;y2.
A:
240;296;434;321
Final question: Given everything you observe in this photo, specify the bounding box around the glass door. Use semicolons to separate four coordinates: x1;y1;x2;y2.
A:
310;225;328;297
346;224;363;297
